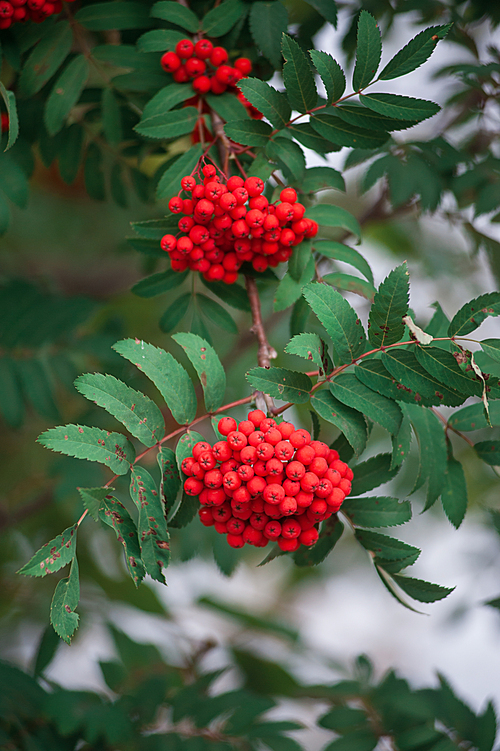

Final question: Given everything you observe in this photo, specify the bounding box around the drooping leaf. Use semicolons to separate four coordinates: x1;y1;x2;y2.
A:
448;401;500;431
355;529;420;570
201;0;245;36
360;93;440;121
150;0;199;31
285;332;330;373
414;346;482;397
447;292;500;338
293;517;344;567
474;441;500;466
440;455;468;528
168;490;199;528
266;137;305;182
19;21;73;97
0;82;19;151
74;373;165;447
206;91;250;122
352;11;382;91
238;79;291;129
314;240;373;283
246;367;312;404
249;1;288;69
274;255;315;312
392;574;454;602
311;389;367;457
368;262;410;347
37;425;135;475
78;486;108;522
302;0;337;25
404;403;447;509
331;374;403;434
301;167;345;194
132;269;188;298
311;112;390;150
289;122;341;153
130;467;170;583
156;144;203;199
44;55;89;136
101;88;122;146
281;34;317;114
323;273;376;301
350;454;400;496
224;119;273;147
135;107;198;139
383;349;472;404
157;446;181;516
309;51;345;105
342;496;412;528
137;28;185;52
334;103;418;132
481;339;500;363
17;524;77;577
201;279;251;312
99;496;146;586
113;338;197;426
303;282;367;363
197;294;238;334
33;625;60;677
50;557;80;644
173;333;225;412
379;24;452;80
305;204;361;240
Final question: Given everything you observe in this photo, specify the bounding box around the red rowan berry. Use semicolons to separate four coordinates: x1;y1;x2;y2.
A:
173;65;190;83
177;236;193;255
310;440;329;458
210;46;228;66
233;187;249;205
325;468;341;486
278;537;300;551
192;441;212;460
181;456;196;475
248;430;265;447
246;476;266;497
315;478;333;498
275;202;294;223
222;253;240;271
249;195;268;211
279;497;297;516
301;472;319;493
264;428;282;446
309;457;328;476
213;503;232;522
192;75;211;94
250;512;268;530
326;488;345;510
264;520;281;539
238;420;255;436
219;192;237;212
184;477;204;496
214;521;228;534
194;39;213;59
252;257;268;273
260;418;277;432
282;518;301;538
223;471;240;491
280;188;297;203
226;176;244;191
345;467;354;481
251;496;265;512
309;499;327;517
161;234;177;252
339;479;351;495
232;485;251;504
295;446;315;465
253;460;268;476
182;198;194;215
290;429;311;448
274;440;294;461
195;198;215;218
266;458;283;476
286;461;306;481
161;51;181;72
246;209;265;228
291;202;306;221
280;229;296;247
204;469;223;489
263;483;285;505
207;488;226;505
176;39;194;58
227;431;247;450
237;464;254;482
283;478;300;496
168;196;183;213
178;216;194;233
299;527;319;546
296;491;313;508
192;184;206;200
234;57;252;75
244;176;264;197
240;445;257;464
298;514;315;531
227;533;245;548
220;459;238;474
264;502;282;518
186;57;206;77
199;488;209;505
199;507;214;526
210;76;226;94
218;416;237;435
256;442;274;461
198;451;216;470
244;526;263;545
331;459;348;476
305;219;319;238
233;504;252;520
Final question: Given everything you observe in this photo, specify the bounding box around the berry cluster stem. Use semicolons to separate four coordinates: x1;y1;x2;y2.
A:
245;275;278;413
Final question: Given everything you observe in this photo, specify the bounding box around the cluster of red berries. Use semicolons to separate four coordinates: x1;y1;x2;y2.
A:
0;0;72;28
181;410;353;551
160;163;319;284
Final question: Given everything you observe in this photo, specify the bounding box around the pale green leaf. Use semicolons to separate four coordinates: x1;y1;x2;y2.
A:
360;93;440;121
342;496;412;528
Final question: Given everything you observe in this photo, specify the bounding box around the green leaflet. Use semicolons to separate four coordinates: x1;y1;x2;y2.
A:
404;403;447;509
305;204;361;240
447;292;500;337
274;255;315;312
281;34;317;114
150;0;199;31
368;262;410;347
201;279;251;312
157;447;181;516
311;113;390;150
130;467;170;583
288;239;313;281
293;517;344;567
131;216;179;239
201;0;245;36
77;1;152;29
309;51;345;105
330;374;403;435
137;28;185;52
173;332;225;412
303;282;366;363
474;441;500;466
169;490;199;528
289;123;341;153
355;529;420;572
249;1;288;69
101;89;122;146
17;524;77;577
175;430;206;472
314;240;373;283
246;367;312;404
441;455;468;528
323;273;376;301
74;373;165;447
481;339;500;362
323;730;378;751
156;144;203;199
206;92;250;122
224;119;273;147
352;11;382;91
350;454;400;496
99;496;146;586
383;349;470;405
392;575;454;603
379;24;452;80
78;486;109;522
50;557;80;644
237;79;290;129
0;82;19;151
19;21;73;97
197;294;238;334
135;107;198;139
391;413;412;470
414;346;482;397
310;389;367;457
266;138;305;182
301;167;345;194
285;332;330;373
359;93;440;121
44;55;89;136
0;356;24;427
139;83;192;122
302;0;337;25
342;496;412;528
37;424;135;475
448;401;500;431
318;706;368;731
113;338;197;426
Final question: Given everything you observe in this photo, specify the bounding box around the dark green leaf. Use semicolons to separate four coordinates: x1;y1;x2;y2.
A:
476;701;497;751
113;338;197;425
404;403;447;509
249;1;288;69
307;203;361;239
323;273;376;301
110;163;127;208
355;529;420;568
58;124;84;184
140;83;192;121
16;357;58;420
0;356;24;427
50;557;80;644
281;34;317;114
156;144;203;199
368;262;410;347
392;574;454;602
201;279;251;311
288;239;313;282
135;106;198;139
303;282;366;363
137;28;185;52
246;367;312;404
474;440;500;466
384;348;473;404
293;516;344;566
350;454;400;496
266;137;305;181
318;706;368;731
159;292;191;333
131;216;178;239
19;21;73;97
33;625;60;677
289;122;341;153
84;143;105;200
224;119;273;147
197;294;238;334
37;424;135;475
101;88;122;146
448;401;500;431
311;112;390;149
202;0;246;37
314;240;372;283
334;103;419;132
131;269;188;298
391;413;412;470
206;91;250;122
212;531;240;576
352;11;382;91
233;649;300;697
99;495;146;586
447;292;500;337
323;729;378;751
157;446;181;516
441;455;467;529
77;1;152;29
151;0;199;30
44;55;89;136
481;339;500;363
74;373;165;447
274;255;315;312
17;524;77;577
342;496;412;528
130;467;170;583
285;332;330;372
0;82;19;151
414;346;481;397
0;152;29;208
359;93;440;121
78;486;108;522
173;332;225;412
311;389;367;457
301;167;345;194
303;0;337;25
309;51;345;105
169;489;199;528
379;24;452;80
331;374;403;434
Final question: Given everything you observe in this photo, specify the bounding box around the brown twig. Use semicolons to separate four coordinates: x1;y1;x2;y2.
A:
244;275;277;414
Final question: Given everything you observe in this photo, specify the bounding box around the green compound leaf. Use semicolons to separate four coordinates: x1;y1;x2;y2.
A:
415;346;482;398
17;524;77;577
352;11;382;91
383;349;469;405
150;0;199;31
0;83;19;151
157;447;181;516
379;24;452;80
311;112;390;150
285;332;330;373
37;424;135;475
309;51;345;105
130;467;170;584
99;496;145;586
132;269;188;298
303;282;366;363
359;93;440;121
78;486;109;522
301;167;345;194
404;403;447;510
342;496;412;528
305;204;361;240
74;373;165;448
197;294;238;335
441;455;468;529
331;374;403;435
350;454;400;496
156;144;203;199
238;79;291;130
249;1;288;69
447;292;500;337
448;401;500;431
310;389;367;457
392;574;454;603
368;262;410;347
113;338;197;426
50;557;80;644
224;117;273;147
314;240;373;284
293;517;344;567
201;0;245;36
246;367;312;404
173;332;225;412
44;55;89;136
135;106;198;140
266;137;305;182
281;34;317;114
474;440;500;466
19;21;73;97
